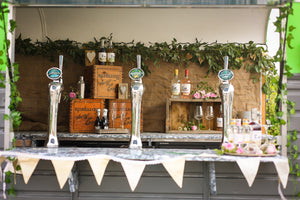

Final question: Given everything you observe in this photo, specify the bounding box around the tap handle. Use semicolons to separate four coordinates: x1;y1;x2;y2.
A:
59;55;64;71
137;55;141;69
224;56;228;70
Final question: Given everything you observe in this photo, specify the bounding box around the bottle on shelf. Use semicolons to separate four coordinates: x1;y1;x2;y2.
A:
171;69;180;99
249;108;262;146
98;39;106;65
101;109;109;130
216;105;223;131
107;40;115;66
94;109;102;132
77;76;85;99
180;69;191;99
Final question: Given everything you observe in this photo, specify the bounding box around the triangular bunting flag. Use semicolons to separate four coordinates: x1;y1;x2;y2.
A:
236;158;260;187
18;156;40;184
121;161;145;191
273;159;289;188
162;157;185;188
51;160;75;189
88;157;110;185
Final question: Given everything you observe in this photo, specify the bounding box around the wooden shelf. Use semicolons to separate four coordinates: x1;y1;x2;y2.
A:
168;98;221;103
166;98;222;133
167;130;222;134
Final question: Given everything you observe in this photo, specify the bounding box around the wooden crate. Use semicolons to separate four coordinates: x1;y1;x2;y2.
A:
166;98;222;133
108;99;143;132
70;99;105;133
84;65;122;99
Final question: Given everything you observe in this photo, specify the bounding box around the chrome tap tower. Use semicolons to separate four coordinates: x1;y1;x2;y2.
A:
218;56;234;143
129;55;144;149
46;55;64;147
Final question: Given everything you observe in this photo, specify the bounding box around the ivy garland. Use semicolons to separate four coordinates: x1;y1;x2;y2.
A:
16;35;274;79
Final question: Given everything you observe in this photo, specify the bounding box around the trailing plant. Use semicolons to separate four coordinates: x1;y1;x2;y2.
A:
0;0;22;198
0;1;22;131
270;1;299;198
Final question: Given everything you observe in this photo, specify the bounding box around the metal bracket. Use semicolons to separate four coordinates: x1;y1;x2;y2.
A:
68;163;78;193
203;162;217;199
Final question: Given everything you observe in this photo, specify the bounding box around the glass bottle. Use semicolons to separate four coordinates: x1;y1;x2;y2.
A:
107;40;115;66
216;105;223;131
180;69;191;99
94;109;101;132
98;39;106;65
77;76;85;99
171;69;180;99
101;108;109;130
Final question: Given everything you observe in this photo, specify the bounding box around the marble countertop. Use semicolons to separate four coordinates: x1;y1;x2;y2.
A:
0;147;286;162
16;132;223;142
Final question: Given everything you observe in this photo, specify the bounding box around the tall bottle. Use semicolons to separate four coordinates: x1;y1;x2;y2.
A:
171;69;181;99
107;40;115;66
216;105;223;131
78;76;85;99
94;109;102;132
101;109;109;130
98;39;106;65
180;69;191;99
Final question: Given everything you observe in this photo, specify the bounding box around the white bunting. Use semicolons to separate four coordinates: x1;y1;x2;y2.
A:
121;161;145;191
88;157;110;186
51;160;74;189
162;157;185;188
18;157;40;184
236;158;260;187
273;159;289;188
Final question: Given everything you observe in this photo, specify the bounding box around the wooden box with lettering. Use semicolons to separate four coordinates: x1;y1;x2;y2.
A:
70;99;105;133
84;65;122;99
108;99;143;132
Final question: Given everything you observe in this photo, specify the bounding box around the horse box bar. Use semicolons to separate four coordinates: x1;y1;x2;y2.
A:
84;65;123;99
70;99;105;133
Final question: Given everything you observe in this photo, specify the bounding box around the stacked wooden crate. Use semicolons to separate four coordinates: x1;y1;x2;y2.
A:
70;65;142;133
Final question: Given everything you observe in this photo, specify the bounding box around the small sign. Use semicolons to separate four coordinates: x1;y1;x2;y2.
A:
46;67;62;80
129;68;144;81
218;69;234;81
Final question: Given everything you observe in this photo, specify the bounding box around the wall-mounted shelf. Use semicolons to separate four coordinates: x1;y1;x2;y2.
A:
165;98;222;133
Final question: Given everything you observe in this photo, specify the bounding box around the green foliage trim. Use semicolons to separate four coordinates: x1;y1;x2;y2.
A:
0;1;22;131
16;34;274;80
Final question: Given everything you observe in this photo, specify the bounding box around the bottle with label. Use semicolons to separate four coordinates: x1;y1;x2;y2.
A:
101;109;109;130
107;40;115;66
249;111;262;147
98;39;106;65
171;69;180;98
216;105;223;131
78;76;85;99
181;69;191;99
94;109;102;132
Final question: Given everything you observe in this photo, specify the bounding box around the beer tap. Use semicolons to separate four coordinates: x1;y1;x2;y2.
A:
218;56;234;143
129;55;144;149
46;55;64;147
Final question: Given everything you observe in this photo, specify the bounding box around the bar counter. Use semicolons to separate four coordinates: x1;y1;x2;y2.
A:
0;145;289;197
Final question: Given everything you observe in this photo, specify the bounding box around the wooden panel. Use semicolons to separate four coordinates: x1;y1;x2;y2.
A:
84;65;123;99
108;99;143;132
69;99;105;133
166;98;221;133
